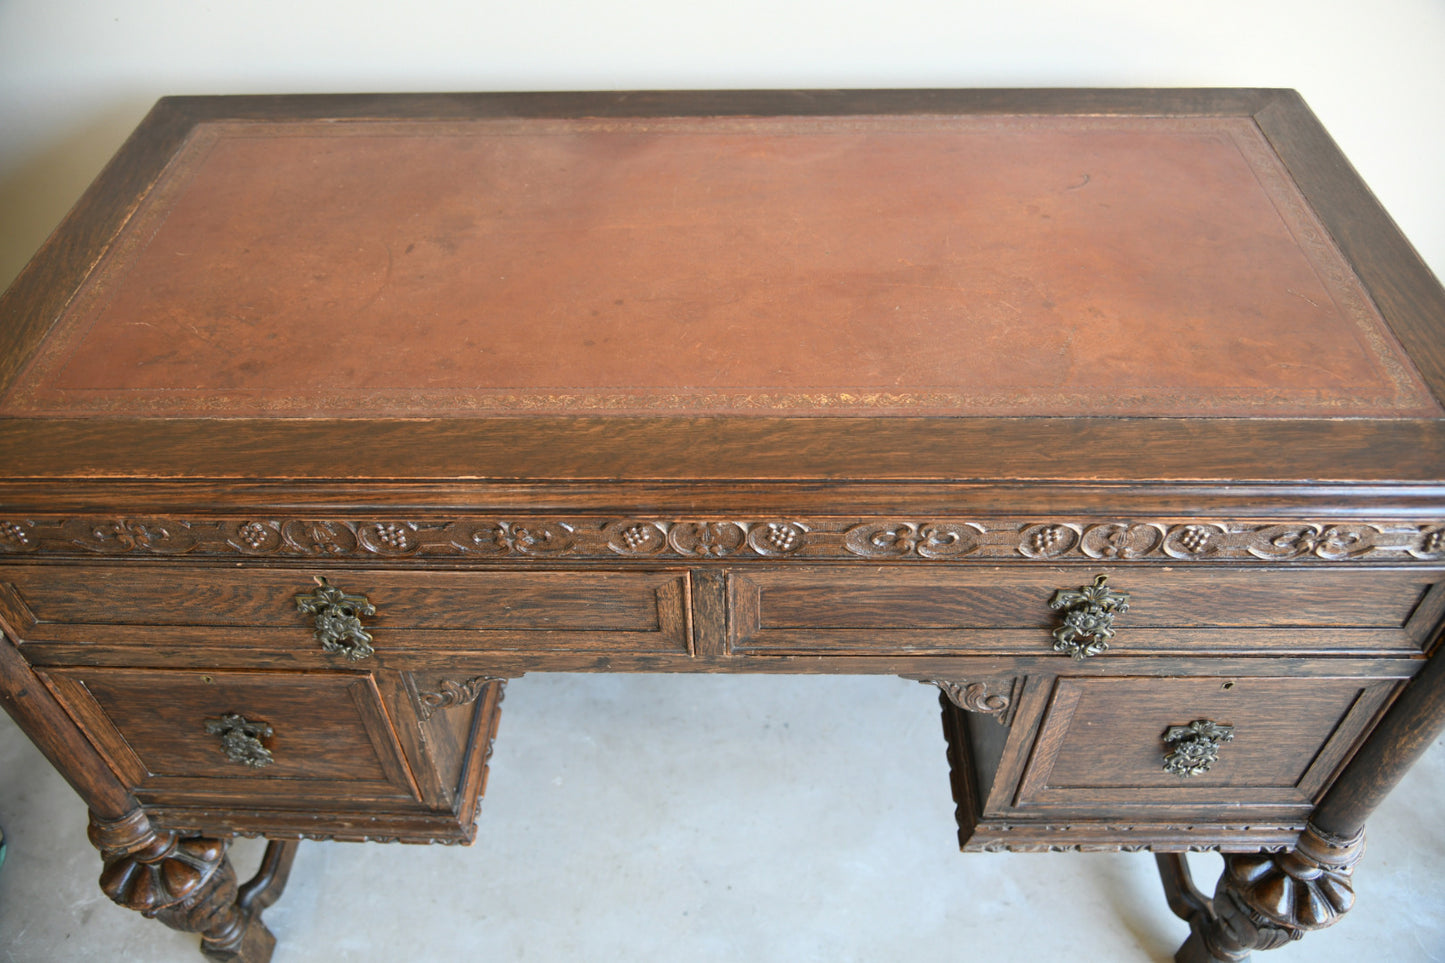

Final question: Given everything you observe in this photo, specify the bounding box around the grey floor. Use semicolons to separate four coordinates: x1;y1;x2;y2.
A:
1;674;1442;962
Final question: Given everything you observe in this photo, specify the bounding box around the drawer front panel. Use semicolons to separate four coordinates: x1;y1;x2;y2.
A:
1011;675;1396;812
42;667;421;806
730;567;1440;655
4;566;693;655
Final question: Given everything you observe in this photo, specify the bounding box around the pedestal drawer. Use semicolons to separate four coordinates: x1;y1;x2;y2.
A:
1011;674;1396;813
40;667;422;807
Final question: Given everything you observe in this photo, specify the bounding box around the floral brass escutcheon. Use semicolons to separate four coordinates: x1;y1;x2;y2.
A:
295;576;377;660
204;713;275;768
1049;573;1130;659
1163;719;1235;777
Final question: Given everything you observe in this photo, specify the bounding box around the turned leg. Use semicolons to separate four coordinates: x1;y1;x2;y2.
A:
88;809;298;963
1158;823;1364;962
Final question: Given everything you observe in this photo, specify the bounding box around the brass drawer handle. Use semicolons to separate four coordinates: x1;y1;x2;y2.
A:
1163;720;1234;777
295;576;376;661
205;713;274;768
1049;574;1130;659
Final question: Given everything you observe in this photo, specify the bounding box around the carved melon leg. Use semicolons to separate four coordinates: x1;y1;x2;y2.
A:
88;809;293;963
1159;823;1365;962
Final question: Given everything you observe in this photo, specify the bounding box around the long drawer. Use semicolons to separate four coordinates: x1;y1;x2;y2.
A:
729;566;1444;656
0;565;694;657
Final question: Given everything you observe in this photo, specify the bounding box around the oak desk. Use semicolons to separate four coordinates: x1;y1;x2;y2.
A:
1;89;1443;962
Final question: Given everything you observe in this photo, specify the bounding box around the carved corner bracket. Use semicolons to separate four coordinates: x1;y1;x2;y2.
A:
911;676;1021;726
1158;822;1365;961
411;675;507;721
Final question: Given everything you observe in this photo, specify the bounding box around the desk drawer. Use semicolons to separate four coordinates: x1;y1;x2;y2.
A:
1008;675;1396;814
40;667;422;807
2;565;693;657
730;567;1442;656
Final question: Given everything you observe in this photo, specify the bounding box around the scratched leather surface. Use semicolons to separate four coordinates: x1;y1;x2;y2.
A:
3;115;1435;417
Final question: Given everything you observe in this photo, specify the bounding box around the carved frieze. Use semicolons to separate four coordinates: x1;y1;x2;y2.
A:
0;516;1442;563
969;824;1297;854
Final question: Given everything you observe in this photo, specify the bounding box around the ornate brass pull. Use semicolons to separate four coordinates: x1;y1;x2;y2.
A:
205;713;274;768
1163;720;1234;777
295;576;376;661
1049;573;1130;659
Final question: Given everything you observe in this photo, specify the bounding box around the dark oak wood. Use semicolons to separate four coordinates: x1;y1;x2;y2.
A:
1313;633;1445;836
0;630;136;819
1;89;1443;962
1253;91;1445;403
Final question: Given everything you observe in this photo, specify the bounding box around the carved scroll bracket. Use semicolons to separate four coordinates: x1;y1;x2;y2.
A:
412;675;507;721
910;676;1021;726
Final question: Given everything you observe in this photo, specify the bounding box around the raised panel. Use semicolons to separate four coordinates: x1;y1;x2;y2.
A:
41;667;422;807
1011;675;1396;813
730;568;1434;656
9;566;694;656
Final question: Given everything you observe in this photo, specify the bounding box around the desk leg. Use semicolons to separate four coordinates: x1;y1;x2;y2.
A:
1158;822;1364;962
88;808;294;963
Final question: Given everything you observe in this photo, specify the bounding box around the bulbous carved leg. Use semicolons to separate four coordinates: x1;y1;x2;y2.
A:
1159;823;1365;962
88;809;294;963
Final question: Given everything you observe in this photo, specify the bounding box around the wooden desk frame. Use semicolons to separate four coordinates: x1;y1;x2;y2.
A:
2;89;1444;963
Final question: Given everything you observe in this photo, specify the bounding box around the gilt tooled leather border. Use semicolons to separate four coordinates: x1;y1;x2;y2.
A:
1;114;1436;419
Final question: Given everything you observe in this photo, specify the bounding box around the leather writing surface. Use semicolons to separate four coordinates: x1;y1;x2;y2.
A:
2;115;1434;418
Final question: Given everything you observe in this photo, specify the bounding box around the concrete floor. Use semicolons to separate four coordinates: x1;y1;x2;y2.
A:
1;674;1442;962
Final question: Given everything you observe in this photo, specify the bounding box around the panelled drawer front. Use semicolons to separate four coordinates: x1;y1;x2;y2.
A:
1009;675;1395;813
3;565;693;655
41;667;422;806
730;566;1441;655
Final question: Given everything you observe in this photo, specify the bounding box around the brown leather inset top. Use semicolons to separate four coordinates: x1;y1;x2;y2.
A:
2;114;1435;418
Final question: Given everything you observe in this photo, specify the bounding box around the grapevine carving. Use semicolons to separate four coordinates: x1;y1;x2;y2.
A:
3;516;1442;562
845;521;981;558
67;517;197;555
668;521;746;557
0;520;36;552
450;520;576;556
747;521;807;556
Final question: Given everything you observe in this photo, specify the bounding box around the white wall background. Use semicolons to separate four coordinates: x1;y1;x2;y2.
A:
1;0;1442;292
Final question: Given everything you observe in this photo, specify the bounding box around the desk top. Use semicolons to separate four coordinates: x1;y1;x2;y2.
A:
0;90;1442;499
